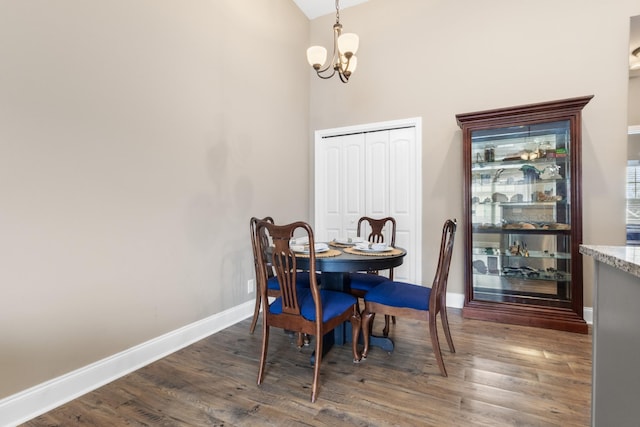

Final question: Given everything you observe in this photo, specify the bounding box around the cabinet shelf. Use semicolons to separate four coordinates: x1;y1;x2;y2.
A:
473;271;571;282
472;179;566;187
472;157;566;172
457;95;592;333
472;248;571;260
472;226;571;234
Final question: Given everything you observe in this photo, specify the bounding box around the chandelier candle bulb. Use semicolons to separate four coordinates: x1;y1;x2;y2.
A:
307;46;328;69
337;33;359;56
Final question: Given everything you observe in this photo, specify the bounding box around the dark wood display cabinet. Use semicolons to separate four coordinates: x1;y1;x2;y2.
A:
456;96;593;333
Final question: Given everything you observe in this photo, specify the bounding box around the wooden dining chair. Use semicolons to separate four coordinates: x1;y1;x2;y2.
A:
255;219;362;403
348;216;396;335
361;219;457;377
249;216;314;337
249;216;276;334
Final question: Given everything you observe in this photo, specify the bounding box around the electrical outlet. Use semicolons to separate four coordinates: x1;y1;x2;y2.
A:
247;279;255;294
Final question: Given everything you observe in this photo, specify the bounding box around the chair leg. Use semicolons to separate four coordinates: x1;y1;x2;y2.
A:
296;333;313;347
429;313;447;377
369;313;376;336
383;315;390;337
257;324;270;385
249;293;261;334
311;330;323;403
440;307;455;353
296;332;304;348
351;307;362;363
361;309;374;359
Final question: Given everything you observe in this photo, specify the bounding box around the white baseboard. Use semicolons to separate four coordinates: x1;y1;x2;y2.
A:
583;307;593;325
446;292;465;309
0;300;255;427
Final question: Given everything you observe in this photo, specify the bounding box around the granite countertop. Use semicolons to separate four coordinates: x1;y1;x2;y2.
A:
580;245;640;278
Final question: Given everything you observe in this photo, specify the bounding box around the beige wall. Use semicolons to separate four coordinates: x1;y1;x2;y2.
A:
309;0;640;317
0;0;310;398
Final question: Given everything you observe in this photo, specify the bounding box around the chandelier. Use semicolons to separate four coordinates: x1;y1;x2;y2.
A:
306;0;359;83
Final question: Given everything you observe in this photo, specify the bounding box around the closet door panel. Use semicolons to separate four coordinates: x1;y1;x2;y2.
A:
342;134;366;237
365;131;390;218
319;138;345;241
389;127;417;282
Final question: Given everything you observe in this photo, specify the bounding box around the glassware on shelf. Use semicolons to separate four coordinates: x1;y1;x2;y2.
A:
484;144;495;162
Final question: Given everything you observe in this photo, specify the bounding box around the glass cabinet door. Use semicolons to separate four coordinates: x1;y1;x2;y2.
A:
470;121;572;308
457;96;592;333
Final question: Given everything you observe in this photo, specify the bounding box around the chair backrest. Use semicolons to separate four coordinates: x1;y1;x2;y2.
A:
255;220;321;318
357;216;397;278
430;219;457;314
357;216;396;246
250;216;274;283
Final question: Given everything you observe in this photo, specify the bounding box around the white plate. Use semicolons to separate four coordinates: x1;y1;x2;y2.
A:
354;243;392;252
355;246;393;253
292;243;329;253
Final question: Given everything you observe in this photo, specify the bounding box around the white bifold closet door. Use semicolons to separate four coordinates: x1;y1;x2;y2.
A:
314;121;421;283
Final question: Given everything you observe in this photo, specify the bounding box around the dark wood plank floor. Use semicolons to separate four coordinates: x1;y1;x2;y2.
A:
23;309;592;426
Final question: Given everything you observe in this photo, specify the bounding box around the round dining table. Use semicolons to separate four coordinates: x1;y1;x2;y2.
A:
295;246;406;283
294;243;406;359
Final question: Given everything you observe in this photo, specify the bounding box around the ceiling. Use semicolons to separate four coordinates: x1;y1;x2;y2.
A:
293;0;369;20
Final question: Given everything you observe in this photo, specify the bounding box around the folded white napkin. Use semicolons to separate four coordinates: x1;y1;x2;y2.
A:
336;236;365;244
291;236;309;246
355;242;369;250
355;242;388;251
314;243;329;251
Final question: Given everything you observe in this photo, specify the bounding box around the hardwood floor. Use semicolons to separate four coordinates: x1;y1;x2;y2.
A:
23;309;592;426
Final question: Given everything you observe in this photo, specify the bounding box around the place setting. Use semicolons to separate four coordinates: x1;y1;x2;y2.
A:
343;241;404;256
329;236;365;248
290;238;341;258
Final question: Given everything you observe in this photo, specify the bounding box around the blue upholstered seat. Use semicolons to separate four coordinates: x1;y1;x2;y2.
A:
270;288;358;322
348;272;388;292
364;280;432;311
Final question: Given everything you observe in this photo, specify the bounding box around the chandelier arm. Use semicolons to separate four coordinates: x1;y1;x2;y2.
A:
316;53;337;74
314;23;341;76
316;68;336;80
341;55;352;73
